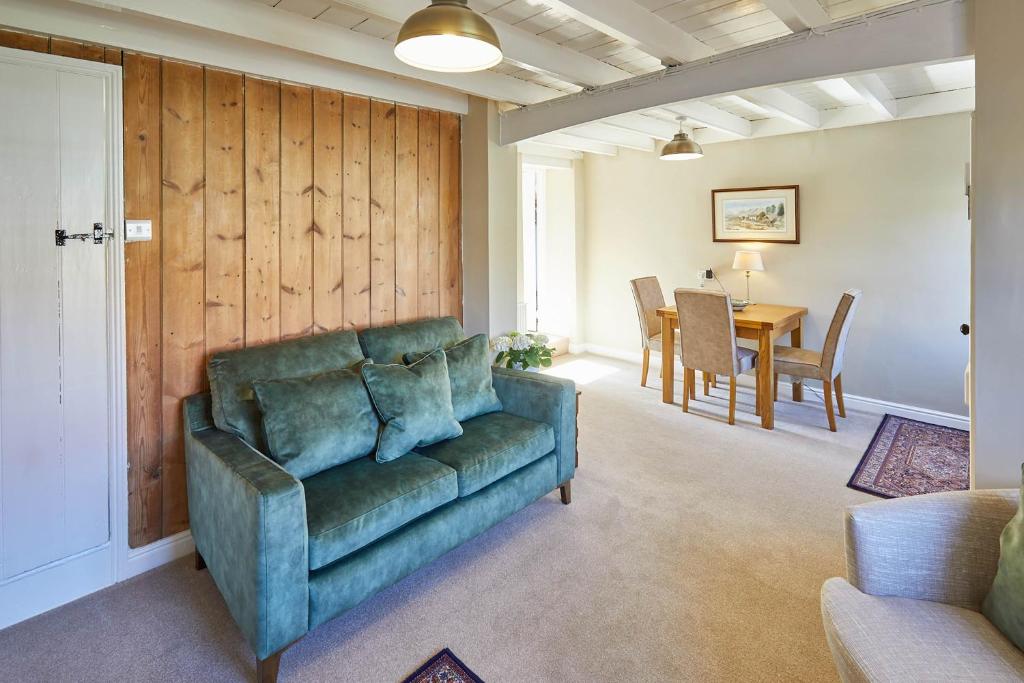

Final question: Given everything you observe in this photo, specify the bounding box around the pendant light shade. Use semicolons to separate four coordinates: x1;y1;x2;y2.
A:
660;131;704;161
395;0;503;73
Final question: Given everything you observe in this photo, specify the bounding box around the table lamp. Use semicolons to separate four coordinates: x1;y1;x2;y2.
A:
732;250;764;304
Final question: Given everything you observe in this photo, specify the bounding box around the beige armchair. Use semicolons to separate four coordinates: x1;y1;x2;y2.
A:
774;289;861;431
630;276;680;387
822;489;1024;682
673;288;758;425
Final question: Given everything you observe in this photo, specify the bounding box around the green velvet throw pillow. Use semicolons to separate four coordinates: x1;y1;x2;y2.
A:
361;349;463;462
983;467;1024;649
253;364;378;479
404;334;502;422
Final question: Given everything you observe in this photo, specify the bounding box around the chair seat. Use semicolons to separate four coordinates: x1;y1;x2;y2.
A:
415;411;555;496
303;454;458;570
736;347;757;374
648;333;681;353
821;578;1024;681
773;345;824;380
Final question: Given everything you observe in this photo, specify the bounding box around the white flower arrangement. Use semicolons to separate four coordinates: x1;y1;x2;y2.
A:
490;331;554;370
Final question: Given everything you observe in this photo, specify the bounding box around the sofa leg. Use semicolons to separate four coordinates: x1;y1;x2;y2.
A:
559;481;572;505
194;550;206;571
257;649;284;683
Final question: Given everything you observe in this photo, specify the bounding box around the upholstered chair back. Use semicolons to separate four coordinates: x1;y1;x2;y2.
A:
674;288;741;376
630;276;665;348
821;289;862;379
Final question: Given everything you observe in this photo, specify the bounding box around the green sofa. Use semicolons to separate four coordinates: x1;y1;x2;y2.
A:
183;317;576;682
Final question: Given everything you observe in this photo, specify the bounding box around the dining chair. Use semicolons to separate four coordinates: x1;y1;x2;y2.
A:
773;289;862;431
630;276;681;387
673;288;758;425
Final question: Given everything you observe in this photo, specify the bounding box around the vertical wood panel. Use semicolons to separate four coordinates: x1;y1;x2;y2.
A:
370;100;396;327
417;109;440;317
395;105;419;323
343;95;371;330
160;60;205;536
123;53;163;548
312;89;344;333
244;76;282;346
439;112;462;321
281;84;314;339
204;69;245;357
0;29;48;53
50;38;104;62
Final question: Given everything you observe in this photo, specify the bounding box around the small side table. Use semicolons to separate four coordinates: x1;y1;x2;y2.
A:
575;390;581;468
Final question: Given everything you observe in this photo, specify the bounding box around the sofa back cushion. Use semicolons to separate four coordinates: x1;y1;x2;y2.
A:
208;330;365;450
358;316;465;364
983;469;1024;650
253;365;379;479
361;349;463;462
405;334;502;422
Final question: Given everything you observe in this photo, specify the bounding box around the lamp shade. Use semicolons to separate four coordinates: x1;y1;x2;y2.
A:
395;0;503;73
732;250;764;272
659;131;703;161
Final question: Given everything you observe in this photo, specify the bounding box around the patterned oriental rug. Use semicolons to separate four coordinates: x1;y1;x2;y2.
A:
848;414;970;498
402;649;484;683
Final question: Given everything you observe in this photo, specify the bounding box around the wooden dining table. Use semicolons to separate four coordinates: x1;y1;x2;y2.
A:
656;303;808;430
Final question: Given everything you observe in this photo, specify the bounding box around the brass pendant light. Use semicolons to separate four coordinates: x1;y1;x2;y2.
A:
660;118;704;161
395;0;503;73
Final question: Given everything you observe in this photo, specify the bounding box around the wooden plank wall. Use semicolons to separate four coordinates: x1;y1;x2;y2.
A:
0;28;464;547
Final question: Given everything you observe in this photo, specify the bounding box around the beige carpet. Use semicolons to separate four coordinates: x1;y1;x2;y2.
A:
0;354;876;682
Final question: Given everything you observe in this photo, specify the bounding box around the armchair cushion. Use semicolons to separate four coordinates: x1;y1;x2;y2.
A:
821;577;1024;682
252;364;378;479
405;333;502;422
302;454;457;570
415;411;554;496
983;470;1024;650
361;349;463;462
207;329;365;451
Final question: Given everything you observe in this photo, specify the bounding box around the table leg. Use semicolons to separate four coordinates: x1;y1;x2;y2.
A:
758;328;774;430
661;315;674;404
791;321;804;403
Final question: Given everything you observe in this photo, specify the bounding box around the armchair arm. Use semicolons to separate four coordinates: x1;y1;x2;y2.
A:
183;394;309;660
845;489;1018;610
491;368;576;485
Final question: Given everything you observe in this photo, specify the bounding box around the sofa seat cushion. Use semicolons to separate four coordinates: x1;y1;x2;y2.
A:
415;412;555;497
821;578;1024;681
303;454;457;570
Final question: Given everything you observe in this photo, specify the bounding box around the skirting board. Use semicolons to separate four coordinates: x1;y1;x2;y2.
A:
122;530;195;581
578;343;969;430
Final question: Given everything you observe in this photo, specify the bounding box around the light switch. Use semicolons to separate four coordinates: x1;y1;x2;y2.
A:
125;219;152;242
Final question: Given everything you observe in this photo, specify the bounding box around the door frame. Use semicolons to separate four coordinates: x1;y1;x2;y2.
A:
0;46;126;627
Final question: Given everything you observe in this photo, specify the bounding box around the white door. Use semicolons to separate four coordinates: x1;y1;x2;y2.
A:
0;48;123;629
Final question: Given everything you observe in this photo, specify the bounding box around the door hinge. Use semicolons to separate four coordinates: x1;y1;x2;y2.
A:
55;222;115;246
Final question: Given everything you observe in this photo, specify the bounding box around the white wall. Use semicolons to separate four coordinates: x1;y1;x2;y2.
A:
581;113;971;416
972;0;1024;488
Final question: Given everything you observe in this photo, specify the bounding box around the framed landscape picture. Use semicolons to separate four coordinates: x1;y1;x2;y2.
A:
712;185;800;244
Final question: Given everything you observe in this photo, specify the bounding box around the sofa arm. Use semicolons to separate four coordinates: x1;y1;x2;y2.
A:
183;394;309;660
845;489;1018;610
491;367;576;485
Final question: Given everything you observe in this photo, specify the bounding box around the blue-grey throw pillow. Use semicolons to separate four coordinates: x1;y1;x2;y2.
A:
404;334;502;422
983;466;1024;649
361;349;463;462
253;364;378;479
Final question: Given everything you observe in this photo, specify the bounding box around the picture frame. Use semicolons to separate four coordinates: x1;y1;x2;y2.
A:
712;185;800;244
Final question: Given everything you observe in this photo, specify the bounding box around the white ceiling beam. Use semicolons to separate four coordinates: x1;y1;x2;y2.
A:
760;0;832;32
601;113;679;140
566;123;654;151
1;0;466;111
500;0;971;143
337;0;631;87
743;89;820;128
530;132;618;156
541;0;714;65
664;101;752;138
845;74;897;119
64;0;561;104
